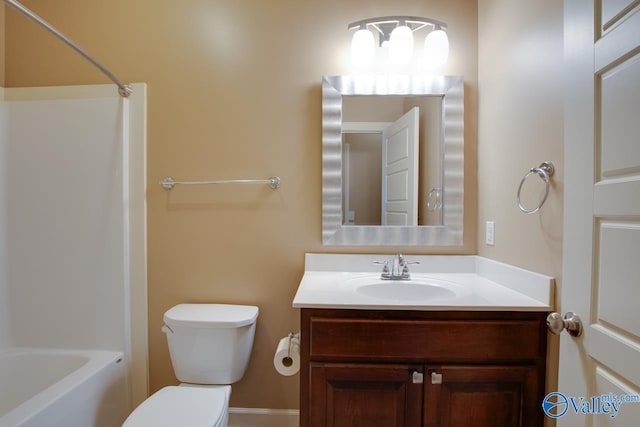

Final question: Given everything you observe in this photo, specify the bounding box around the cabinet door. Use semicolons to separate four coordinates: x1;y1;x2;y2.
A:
424;365;541;427
309;363;423;427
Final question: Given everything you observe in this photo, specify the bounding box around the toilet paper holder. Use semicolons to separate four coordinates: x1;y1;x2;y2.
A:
283;332;300;367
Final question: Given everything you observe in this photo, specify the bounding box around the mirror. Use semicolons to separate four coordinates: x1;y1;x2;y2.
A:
322;75;464;246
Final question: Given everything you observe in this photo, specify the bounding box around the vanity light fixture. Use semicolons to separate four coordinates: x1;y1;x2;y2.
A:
348;16;449;67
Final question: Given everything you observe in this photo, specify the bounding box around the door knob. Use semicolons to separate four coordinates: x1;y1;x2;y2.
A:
546;312;583;337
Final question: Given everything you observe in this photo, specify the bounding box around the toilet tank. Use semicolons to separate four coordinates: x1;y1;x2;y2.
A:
163;304;259;384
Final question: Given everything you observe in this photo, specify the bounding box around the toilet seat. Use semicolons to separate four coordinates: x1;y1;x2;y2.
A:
122;385;230;427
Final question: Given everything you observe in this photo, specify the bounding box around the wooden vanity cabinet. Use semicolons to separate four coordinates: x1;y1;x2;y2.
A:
300;309;547;427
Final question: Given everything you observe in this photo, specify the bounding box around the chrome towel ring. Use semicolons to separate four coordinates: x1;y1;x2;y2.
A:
426;188;443;211
517;161;555;214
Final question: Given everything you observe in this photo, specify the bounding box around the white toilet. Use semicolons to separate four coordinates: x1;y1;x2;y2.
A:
123;303;259;427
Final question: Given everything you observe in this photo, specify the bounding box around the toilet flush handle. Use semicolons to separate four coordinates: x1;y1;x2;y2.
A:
161;325;173;334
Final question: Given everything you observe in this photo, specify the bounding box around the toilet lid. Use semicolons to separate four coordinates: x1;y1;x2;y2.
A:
123;386;229;427
164;303;259;328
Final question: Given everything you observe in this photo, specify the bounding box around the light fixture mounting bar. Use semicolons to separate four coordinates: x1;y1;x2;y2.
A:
348;16;448;32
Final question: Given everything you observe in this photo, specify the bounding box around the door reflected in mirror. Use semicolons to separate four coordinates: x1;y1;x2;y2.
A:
342;95;444;226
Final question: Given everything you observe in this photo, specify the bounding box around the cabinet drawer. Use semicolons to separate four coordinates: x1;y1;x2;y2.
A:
309;317;543;362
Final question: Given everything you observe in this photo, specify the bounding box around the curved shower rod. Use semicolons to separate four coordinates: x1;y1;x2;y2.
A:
3;0;132;98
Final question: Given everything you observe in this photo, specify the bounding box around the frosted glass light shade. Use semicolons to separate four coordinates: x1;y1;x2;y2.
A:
424;29;449;68
389;25;414;64
351;28;375;66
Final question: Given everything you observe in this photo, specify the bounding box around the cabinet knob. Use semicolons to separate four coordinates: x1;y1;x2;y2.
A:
546;312;583;337
431;372;442;384
412;371;424;384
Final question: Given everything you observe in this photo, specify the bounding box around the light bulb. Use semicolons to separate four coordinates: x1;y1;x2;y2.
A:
351;28;375;66
389;25;414;64
424;29;449;69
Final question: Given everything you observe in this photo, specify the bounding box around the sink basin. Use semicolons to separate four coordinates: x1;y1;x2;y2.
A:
347;276;470;302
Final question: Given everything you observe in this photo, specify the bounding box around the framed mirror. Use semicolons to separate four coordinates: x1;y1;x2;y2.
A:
322;75;464;245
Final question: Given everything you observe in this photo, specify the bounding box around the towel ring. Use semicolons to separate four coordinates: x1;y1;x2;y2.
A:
517;161;555;214
426;188;442;211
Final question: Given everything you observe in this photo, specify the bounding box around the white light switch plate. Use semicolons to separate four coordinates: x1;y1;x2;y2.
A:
486;221;495;246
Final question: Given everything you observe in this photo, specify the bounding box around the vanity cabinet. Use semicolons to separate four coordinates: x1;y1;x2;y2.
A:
300;309;547;427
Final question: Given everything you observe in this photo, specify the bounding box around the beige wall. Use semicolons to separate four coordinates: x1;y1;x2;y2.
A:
477;0;563;274
1;3;5;85
5;0;477;410
477;0;563;419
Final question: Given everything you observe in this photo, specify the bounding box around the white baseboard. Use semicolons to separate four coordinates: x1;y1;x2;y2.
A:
228;407;299;427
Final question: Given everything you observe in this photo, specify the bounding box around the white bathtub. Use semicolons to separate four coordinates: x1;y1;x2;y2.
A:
0;348;129;427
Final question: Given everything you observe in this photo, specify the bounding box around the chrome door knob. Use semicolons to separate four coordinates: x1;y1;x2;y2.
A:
547;312;583;337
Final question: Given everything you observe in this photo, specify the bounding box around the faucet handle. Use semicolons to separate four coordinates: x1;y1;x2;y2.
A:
372;260;390;272
397;253;420;267
400;256;418;279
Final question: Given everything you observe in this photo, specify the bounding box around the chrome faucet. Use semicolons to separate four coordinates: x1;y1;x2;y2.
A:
379;253;414;280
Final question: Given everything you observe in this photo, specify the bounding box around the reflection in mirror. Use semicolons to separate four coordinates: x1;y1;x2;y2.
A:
322;75;464;246
342;95;444;226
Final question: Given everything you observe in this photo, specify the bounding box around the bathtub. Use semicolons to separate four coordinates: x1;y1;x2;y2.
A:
0;348;129;427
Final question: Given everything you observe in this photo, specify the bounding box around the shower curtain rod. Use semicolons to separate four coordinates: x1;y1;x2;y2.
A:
3;0;132;98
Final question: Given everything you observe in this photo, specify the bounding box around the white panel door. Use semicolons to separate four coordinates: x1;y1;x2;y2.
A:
558;1;640;425
381;107;419;225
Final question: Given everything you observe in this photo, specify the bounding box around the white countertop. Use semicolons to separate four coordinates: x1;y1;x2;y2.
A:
292;254;554;312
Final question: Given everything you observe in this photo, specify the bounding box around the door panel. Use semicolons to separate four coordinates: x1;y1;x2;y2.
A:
424;365;540;427
599;54;640;175
594;180;640;215
309;363;422;427
561;1;640;425
601;0;637;30
596;223;640;336
594;366;640;426
595;6;640;69
589;325;640;387
386;170;410;225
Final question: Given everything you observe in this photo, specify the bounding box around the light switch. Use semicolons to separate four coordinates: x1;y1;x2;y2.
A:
486;221;495;246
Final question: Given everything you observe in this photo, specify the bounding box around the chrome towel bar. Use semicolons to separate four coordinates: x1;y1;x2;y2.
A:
160;176;281;190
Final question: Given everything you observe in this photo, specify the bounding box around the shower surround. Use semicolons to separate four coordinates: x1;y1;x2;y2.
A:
0;84;147;426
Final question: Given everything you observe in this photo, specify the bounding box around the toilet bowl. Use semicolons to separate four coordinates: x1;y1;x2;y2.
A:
123;303;259;427
122;385;230;427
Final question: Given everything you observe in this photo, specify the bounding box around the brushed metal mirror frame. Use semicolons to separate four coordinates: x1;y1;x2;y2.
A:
322;75;464;246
